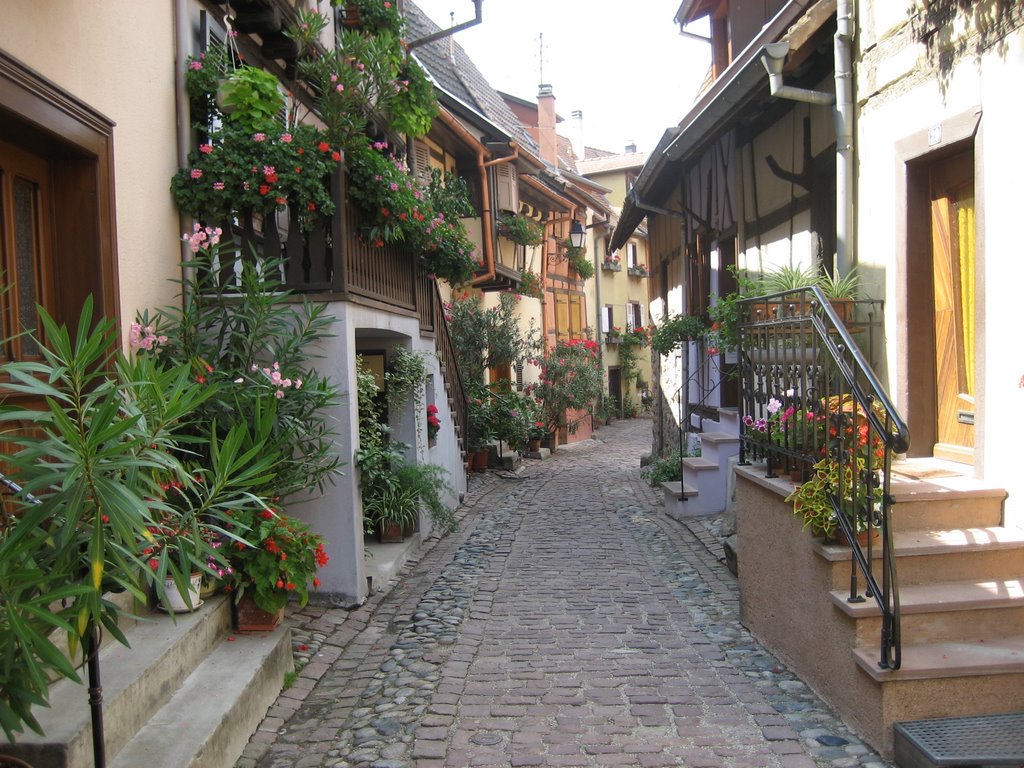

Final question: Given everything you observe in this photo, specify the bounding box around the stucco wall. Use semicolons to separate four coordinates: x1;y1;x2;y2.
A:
2;1;186;330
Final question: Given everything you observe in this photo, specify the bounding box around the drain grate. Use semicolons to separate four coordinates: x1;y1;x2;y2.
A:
894;712;1024;767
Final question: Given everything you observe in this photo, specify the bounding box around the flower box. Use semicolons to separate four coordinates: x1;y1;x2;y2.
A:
627;267;648;278
602;262;621;272
605;336;622;345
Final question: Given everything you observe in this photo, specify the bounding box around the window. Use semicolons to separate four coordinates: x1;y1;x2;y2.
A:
555;292;586;342
627;241;639;269
628;302;643;331
601;305;613;333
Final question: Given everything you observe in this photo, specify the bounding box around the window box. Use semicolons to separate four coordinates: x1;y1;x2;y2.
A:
627;266;648;278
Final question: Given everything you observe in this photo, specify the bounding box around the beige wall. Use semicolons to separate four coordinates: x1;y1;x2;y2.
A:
2;1;186;333
857;1;1024;524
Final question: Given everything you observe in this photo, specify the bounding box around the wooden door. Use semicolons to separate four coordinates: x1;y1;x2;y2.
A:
929;150;975;462
0;139;57;502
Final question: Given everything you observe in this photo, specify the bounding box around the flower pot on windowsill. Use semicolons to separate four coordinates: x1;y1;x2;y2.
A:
602;262;621;272
605;336;622;345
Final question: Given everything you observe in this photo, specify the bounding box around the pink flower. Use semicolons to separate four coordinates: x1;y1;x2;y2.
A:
252;132;266;142
213;181;225;191
199;143;213;154
190;168;203;179
336;84;344;93
280;133;292;143
275;390;284;399
189;60;203;71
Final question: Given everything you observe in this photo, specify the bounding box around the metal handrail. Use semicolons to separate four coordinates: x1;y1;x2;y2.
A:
738;285;906;669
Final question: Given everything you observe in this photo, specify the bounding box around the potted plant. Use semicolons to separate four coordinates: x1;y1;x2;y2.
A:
649;314;705;356
605;326;623;344
602;253;621;271
517;270;544;299
224;506;329;628
426;403;441;444
499;213;545;247
785;456;882;543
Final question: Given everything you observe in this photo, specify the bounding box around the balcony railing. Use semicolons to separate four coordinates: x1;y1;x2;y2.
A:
223;170;468;452
737;287;908;670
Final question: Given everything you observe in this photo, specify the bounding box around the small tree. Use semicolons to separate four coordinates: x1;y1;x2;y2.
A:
529;339;603;434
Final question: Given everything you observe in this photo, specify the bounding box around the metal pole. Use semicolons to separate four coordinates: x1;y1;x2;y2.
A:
86;621;106;768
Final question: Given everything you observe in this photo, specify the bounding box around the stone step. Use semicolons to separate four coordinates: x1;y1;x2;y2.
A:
695;431;740;466
852;636;1024;682
890;475;1006;531
5;597;231;768
817;526;1024;588
830;579;1024;645
109;624;291;768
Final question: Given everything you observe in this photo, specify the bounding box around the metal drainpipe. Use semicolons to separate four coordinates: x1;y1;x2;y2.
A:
834;0;855;275
174;0;195;284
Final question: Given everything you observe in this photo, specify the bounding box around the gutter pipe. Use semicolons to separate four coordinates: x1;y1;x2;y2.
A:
435;108;501;286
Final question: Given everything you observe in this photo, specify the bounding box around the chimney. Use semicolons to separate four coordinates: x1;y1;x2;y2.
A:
625;140;637;154
537;84;557;166
570;110;584;163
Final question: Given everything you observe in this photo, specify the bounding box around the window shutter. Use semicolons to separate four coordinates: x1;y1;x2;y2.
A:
412;141;432;186
494;163;518;213
602;306;612;333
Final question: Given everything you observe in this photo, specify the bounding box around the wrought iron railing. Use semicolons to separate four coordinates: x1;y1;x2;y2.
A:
737;287;909;669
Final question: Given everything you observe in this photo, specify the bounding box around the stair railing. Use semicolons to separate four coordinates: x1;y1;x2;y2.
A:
737;286;909;669
670;341;725;494
419;276;468;458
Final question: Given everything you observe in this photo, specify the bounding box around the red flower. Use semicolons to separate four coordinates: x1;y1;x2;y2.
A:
259;184;271;195
318;141;330;153
331;151;341;162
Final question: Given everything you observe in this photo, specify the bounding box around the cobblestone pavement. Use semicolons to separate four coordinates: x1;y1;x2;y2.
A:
238;418;894;768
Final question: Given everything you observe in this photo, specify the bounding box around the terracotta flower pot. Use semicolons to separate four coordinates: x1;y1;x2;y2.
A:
233;593;284;632
472;448;489;471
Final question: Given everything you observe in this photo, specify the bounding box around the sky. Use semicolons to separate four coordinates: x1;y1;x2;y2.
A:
410;0;712;155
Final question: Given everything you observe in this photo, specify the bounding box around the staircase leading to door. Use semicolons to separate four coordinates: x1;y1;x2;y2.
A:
0;595;291;768
822;460;1024;755
729;438;1024;757
662;407;741;518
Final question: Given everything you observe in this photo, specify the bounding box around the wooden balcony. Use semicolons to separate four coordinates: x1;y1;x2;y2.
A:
226;171;467;452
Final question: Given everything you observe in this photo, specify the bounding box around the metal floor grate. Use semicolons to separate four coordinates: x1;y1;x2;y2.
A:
894;712;1024;767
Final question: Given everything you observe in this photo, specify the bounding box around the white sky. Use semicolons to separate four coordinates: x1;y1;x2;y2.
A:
411;0;711;155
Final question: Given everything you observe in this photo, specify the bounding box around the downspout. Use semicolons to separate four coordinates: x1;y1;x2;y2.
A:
470;148;519;287
173;0;193;280
435;109;497;283
761;0;855;274
834;0;854;275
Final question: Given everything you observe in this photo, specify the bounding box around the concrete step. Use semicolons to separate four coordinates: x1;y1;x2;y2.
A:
716;407;740;434
6;597;231;768
109;624;291;768
696;431;740;467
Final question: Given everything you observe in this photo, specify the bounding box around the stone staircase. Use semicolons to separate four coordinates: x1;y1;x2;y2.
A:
816;460;1024;754
0;595;291;768
734;453;1024;757
662;407;741;518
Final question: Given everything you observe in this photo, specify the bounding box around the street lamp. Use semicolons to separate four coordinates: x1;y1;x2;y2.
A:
568;220;586;249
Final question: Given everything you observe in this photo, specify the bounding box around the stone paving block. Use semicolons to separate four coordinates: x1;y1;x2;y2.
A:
244;420;893;768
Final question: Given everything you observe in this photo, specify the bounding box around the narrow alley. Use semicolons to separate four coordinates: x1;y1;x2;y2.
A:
241;419;891;768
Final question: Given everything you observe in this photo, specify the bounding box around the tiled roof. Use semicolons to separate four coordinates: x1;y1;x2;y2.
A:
404;2;539;155
577;152;648;175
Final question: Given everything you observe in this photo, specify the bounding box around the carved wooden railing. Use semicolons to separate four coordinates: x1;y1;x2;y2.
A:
221;170;467;454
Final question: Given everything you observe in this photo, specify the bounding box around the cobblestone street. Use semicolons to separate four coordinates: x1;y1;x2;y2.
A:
240;418;893;768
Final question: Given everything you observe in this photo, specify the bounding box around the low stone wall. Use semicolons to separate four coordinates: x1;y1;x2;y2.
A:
734;465;889;754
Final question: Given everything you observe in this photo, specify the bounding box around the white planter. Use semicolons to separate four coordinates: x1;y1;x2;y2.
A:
161;573;203;613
